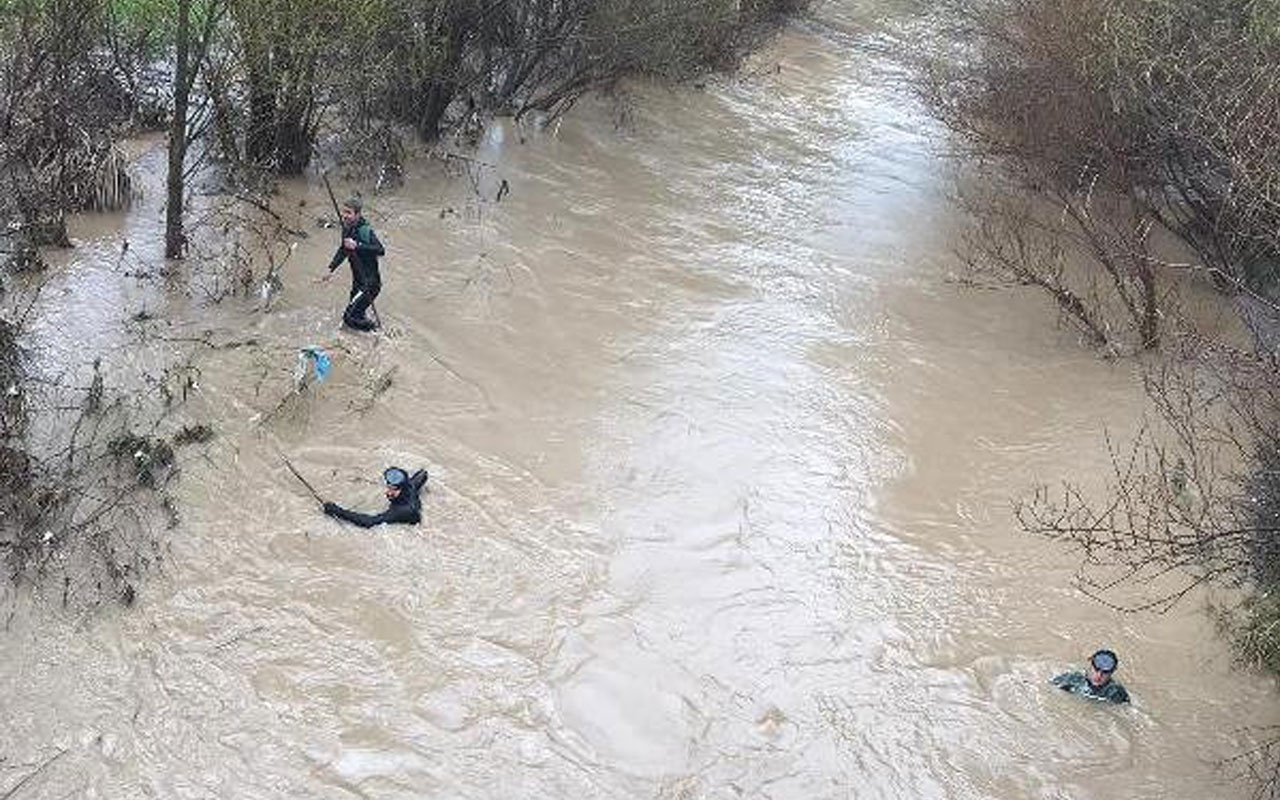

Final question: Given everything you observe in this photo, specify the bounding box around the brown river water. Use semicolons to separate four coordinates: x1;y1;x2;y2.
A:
4;2;1279;798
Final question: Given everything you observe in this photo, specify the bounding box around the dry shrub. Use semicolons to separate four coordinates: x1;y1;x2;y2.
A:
928;0;1280;351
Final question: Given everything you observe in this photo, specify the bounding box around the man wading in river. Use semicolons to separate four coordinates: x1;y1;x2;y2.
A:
320;196;384;331
1051;648;1130;704
323;467;428;528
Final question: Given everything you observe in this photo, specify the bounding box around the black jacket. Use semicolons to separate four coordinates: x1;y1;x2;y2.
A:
327;217;385;290
324;469;428;528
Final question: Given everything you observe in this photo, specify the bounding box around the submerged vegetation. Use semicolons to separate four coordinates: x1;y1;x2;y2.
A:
927;0;1280;790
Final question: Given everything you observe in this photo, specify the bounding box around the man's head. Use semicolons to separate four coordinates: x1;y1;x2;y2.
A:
340;196;362;227
1087;649;1119;687
383;466;408;499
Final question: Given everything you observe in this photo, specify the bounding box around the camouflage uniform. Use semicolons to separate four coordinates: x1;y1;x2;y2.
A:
1051;671;1130;704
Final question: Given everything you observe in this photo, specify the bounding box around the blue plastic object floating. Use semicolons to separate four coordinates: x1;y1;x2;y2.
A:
300;346;332;383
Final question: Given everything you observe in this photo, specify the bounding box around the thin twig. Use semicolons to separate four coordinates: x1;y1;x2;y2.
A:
2;748;67;800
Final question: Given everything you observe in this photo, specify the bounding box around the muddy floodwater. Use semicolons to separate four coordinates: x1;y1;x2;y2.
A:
4;2;1279;799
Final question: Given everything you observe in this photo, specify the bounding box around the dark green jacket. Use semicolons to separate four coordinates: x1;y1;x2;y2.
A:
327;218;385;289
1052;671;1130;704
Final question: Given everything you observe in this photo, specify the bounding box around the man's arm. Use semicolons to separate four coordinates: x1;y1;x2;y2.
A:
409;469;428;496
323;501;389;528
327;247;346;272
1051;672;1081;691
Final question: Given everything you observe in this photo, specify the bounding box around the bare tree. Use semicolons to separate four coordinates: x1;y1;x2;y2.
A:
166;0;195;258
166;0;226;259
0;0;135;264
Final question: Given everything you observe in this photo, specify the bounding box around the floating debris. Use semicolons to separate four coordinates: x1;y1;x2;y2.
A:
172;423;215;446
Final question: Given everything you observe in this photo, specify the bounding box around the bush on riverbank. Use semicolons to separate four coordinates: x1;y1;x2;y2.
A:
232;0;813;171
928;0;1280;354
0;0;141;273
1;0;812;222
1013;334;1280;607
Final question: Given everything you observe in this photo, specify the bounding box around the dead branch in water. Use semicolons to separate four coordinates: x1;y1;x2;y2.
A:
1;748;68;800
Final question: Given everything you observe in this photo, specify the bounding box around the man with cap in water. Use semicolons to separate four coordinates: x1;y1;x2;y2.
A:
1051;648;1130;704
320;196;385;331
323;467;428;527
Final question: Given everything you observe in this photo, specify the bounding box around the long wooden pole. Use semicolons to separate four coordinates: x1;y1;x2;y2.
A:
282;456;325;506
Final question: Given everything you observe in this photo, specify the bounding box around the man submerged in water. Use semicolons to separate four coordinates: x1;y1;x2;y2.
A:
1052;648;1130;704
323;467;428;528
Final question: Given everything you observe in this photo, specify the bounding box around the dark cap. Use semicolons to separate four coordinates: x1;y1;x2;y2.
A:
383;466;408;486
343;196;363;213
1091;649;1119;673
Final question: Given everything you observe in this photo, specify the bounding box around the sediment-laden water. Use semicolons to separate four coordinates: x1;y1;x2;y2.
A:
3;3;1277;799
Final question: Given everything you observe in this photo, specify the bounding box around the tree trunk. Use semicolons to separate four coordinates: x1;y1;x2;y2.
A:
245;62;276;165
165;0;192;259
417;79;455;141
1138;261;1159;350
274;105;310;174
243;22;276;166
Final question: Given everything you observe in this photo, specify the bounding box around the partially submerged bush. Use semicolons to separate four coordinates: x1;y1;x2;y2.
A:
0;0;141;271
221;0;811;174
0;313;206;609
0;317;22;439
107;432;176;487
172;422;214;446
0;443;33;527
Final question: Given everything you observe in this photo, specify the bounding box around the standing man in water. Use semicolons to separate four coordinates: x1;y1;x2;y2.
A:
1051;648;1130;704
320;196;384;331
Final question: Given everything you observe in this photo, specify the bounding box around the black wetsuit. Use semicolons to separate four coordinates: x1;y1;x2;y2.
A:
327;217;385;331
324;469;428;528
